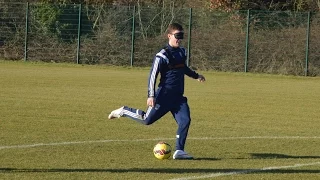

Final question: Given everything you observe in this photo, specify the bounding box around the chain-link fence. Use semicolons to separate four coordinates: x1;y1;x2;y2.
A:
0;3;26;60
1;2;319;76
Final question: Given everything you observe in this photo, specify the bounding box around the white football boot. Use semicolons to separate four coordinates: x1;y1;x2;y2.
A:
108;106;124;119
173;150;194;160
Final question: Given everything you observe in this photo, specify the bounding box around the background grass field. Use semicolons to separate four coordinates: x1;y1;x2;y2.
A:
0;60;319;180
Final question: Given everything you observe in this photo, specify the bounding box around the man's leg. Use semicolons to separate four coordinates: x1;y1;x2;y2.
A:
108;104;168;125
171;98;191;151
171;97;193;159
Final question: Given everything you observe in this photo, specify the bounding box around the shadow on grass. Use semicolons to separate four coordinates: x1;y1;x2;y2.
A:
250;153;320;159
1;154;319;174
0;167;319;174
194;157;221;161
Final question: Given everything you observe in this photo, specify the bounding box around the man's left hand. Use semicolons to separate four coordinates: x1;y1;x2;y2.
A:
197;75;205;82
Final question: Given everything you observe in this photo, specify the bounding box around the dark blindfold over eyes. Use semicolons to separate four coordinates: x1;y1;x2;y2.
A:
173;32;184;39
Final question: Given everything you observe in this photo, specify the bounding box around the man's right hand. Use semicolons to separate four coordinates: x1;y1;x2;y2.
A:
147;97;155;107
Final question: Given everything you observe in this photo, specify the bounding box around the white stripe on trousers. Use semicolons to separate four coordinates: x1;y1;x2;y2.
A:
122;106;153;121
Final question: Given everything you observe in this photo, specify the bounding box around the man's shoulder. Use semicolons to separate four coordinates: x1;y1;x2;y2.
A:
155;48;168;61
179;47;186;53
158;46;186;54
154;46;186;60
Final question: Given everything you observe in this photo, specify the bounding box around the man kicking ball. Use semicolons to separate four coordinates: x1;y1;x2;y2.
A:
108;23;205;160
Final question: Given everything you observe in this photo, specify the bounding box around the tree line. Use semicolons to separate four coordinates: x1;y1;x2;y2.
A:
1;0;319;11
1;0;319;76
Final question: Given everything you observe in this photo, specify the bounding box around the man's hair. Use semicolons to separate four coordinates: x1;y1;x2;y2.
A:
167;23;183;34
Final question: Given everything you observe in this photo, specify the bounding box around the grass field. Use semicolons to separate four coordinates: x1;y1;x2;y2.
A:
0;60;320;180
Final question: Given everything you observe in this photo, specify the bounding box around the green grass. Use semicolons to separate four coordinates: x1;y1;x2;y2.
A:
1;60;320;180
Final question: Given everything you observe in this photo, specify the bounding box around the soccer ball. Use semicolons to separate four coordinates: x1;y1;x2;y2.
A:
153;141;172;160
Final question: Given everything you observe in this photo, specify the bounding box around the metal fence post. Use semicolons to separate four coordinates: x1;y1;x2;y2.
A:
130;6;136;67
187;8;192;67
76;4;82;64
244;9;250;73
305;11;311;76
24;2;29;61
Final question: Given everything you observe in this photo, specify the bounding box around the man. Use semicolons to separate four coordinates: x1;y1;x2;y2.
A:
108;23;205;160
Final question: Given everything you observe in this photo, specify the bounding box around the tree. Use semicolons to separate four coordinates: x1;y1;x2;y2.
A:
209;0;320;12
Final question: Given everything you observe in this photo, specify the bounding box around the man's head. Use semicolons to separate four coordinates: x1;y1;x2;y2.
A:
167;23;184;48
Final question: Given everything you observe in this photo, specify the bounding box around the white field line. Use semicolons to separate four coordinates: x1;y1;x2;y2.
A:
0;136;319;150
169;161;320;180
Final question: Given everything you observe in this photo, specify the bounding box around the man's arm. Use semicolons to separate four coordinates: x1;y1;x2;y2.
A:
182;47;205;82
184;66;199;79
184;66;206;82
147;56;161;107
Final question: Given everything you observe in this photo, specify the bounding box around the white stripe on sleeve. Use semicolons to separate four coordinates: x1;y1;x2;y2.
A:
148;57;160;97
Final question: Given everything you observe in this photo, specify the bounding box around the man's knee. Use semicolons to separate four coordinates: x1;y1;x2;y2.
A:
141;120;152;125
142;116;158;125
179;119;191;128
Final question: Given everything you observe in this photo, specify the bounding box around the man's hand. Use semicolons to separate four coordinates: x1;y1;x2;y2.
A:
147;97;155;107
197;75;206;82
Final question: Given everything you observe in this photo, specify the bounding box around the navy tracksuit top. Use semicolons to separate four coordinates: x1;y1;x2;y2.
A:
148;44;199;98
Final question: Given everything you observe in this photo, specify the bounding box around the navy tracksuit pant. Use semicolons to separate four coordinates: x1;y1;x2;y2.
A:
121;93;191;151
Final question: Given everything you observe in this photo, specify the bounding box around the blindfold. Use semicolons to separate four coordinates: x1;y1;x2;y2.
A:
173;32;184;39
